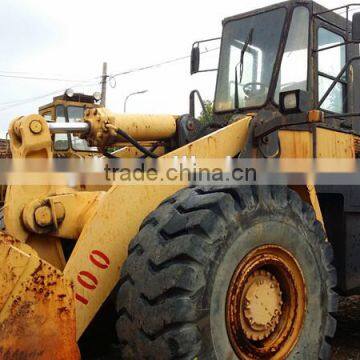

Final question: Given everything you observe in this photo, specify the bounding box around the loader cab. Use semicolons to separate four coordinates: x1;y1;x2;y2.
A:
39;92;100;155
191;0;360;297
193;1;360;131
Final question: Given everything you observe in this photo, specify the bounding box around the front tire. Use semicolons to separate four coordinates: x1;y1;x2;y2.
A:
116;186;337;359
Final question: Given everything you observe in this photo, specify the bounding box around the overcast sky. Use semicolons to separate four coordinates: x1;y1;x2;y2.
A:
0;0;353;137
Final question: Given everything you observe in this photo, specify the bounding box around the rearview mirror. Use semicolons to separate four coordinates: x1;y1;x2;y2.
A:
190;37;220;75
352;13;360;42
190;44;200;75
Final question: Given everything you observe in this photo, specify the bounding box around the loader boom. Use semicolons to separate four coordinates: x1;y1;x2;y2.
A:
4;110;252;338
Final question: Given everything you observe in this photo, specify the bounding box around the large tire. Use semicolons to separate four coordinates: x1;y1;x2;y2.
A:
116;186;337;359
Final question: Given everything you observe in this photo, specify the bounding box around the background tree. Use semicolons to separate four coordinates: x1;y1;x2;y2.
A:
198;100;213;124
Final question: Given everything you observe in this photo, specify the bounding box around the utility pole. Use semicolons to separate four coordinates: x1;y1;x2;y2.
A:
100;62;107;106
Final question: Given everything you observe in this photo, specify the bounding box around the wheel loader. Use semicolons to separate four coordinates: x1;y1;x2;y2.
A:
1;0;360;359
0;90;102;161
0;91;103;228
37;90;103;158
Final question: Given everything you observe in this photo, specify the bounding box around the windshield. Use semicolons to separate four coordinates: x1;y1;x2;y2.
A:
214;8;286;112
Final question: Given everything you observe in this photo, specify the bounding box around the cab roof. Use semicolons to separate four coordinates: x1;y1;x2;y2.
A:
38;93;98;111
223;0;350;31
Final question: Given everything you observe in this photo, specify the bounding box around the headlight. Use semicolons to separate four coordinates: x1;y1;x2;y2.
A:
65;88;74;98
283;93;297;110
93;91;102;101
279;90;310;114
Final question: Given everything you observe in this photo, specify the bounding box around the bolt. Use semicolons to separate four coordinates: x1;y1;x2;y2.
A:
30;120;42;134
34;202;65;228
54;202;65;222
186;120;195;131
34;206;52;227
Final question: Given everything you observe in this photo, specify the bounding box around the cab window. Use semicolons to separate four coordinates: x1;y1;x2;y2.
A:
318;28;346;113
68;106;97;152
275;6;309;103
214;8;286;111
42;111;52;122
54;105;69;151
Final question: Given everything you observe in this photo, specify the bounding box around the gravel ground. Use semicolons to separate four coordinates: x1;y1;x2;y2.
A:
332;296;360;360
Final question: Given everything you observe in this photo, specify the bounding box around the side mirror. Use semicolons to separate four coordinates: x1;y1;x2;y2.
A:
190;43;200;75
352;13;360;42
190;37;221;75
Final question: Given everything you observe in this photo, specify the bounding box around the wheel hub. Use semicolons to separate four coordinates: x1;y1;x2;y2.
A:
242;270;283;341
226;245;306;359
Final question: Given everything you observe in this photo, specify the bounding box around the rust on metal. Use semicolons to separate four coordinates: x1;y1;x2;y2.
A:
226;245;306;359
242;270;283;341
0;234;80;359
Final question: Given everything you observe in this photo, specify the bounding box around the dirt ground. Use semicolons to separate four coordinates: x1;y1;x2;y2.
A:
332;295;360;360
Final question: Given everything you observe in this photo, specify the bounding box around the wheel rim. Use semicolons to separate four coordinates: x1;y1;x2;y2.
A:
226;245;306;359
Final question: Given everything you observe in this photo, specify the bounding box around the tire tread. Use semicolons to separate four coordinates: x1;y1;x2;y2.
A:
116;186;337;359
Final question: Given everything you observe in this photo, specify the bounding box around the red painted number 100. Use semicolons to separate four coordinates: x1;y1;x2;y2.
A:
75;249;110;305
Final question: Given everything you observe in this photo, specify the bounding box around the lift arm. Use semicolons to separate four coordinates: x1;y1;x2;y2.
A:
4;110;253;338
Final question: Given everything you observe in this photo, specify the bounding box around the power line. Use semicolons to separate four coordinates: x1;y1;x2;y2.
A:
0;80;100;112
0;69;91;76
111;54;191;78
0;70;64;74
110;47;219;79
0;73;98;82
0;47;219;112
0;78;100;106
